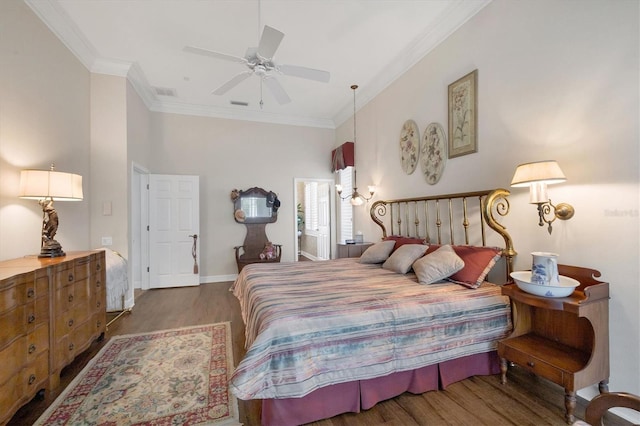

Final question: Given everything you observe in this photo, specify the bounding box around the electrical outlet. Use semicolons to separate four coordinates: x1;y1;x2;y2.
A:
101;237;113;246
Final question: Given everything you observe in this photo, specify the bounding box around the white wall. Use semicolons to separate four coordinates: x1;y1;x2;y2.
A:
337;0;639;405
148;112;335;278
90;74;128;256
0;0;91;260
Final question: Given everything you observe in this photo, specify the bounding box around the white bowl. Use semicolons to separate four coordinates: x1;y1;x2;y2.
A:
510;271;580;298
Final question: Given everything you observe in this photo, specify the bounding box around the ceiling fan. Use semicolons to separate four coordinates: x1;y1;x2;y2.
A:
184;25;330;105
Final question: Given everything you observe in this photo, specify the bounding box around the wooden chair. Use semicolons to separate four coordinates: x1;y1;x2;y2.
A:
584;392;640;425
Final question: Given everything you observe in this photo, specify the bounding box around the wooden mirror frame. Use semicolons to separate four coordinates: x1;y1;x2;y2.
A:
232;187;279;224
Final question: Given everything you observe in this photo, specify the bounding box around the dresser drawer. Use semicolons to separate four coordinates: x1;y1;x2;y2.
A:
74;256;92;281
499;342;564;384
27;323;49;363
20;350;48;398
0;370;22;422
0;305;26;348
0;276;26;311
25;295;49;332
0;335;27;384
53;263;75;291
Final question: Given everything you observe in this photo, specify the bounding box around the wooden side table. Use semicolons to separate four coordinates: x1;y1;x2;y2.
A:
498;265;610;424
336;242;373;258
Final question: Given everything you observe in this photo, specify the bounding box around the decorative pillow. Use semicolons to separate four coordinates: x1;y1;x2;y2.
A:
382;244;429;274
384;236;427;252
412;245;465;284
359;240;396;264
447;245;502;289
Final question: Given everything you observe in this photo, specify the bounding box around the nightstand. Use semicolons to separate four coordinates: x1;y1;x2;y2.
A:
498;264;610;424
336;242;373;258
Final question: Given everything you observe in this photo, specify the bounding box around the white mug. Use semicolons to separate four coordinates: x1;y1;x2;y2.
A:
531;252;560;286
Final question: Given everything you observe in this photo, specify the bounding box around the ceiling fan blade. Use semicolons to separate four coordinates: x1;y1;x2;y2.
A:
212;71;252;95
278;64;331;83
257;25;284;60
183;46;246;64
263;76;291;104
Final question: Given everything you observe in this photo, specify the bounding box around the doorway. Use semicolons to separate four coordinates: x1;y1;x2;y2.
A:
294;178;334;261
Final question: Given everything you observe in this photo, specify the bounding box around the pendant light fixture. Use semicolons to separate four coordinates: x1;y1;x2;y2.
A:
336;84;375;206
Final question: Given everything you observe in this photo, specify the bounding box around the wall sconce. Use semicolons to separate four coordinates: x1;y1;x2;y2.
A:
510;160;575;234
335;84;375;207
336;169;375;206
19;163;83;257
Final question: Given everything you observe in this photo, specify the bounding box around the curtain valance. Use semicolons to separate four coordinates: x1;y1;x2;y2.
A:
331;142;354;172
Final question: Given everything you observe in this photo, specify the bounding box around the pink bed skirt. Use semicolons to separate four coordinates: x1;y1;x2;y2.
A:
261;351;500;426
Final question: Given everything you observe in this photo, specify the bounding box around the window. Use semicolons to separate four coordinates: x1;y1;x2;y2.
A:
304;182;318;234
338;167;353;242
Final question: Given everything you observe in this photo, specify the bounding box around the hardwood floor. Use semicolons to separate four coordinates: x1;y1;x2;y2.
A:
9;282;630;426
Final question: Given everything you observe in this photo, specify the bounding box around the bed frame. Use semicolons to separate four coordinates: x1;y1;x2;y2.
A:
371;188;516;280
260;188;517;425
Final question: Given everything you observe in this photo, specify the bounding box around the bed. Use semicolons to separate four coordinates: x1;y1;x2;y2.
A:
230;188;517;425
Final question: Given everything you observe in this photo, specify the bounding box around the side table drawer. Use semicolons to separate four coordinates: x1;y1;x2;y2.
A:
499;342;564;384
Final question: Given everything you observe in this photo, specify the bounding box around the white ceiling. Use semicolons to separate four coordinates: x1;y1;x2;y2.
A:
26;0;490;129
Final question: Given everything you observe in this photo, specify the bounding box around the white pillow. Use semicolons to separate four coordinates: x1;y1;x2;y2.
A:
382;244;428;274
413;244;465;284
359;240;396;264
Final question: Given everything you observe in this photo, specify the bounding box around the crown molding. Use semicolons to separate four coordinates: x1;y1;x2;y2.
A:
150;100;336;129
26;0;489;130
332;0;491;127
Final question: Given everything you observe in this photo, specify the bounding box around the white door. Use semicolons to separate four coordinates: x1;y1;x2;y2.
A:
317;182;330;260
149;174;200;288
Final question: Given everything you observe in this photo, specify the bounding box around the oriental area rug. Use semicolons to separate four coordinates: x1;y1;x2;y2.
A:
34;323;241;426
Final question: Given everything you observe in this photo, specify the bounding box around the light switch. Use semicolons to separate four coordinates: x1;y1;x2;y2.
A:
101;237;113;246
103;201;112;216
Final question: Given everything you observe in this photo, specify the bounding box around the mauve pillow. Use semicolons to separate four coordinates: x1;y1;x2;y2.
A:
384;236;427;252
445;245;502;289
359;240;396;264
412;245;465;284
382;244;429;274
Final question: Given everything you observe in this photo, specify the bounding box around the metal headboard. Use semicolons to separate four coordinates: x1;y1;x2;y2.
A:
370;188;516;277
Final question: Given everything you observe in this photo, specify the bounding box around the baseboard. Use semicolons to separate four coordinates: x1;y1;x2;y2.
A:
200;274;237;283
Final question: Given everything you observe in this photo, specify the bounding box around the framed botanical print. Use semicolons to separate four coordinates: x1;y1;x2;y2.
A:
448;69;477;158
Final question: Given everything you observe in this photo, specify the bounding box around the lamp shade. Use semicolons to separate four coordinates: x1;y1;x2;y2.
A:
19;169;83;201
510;160;567;187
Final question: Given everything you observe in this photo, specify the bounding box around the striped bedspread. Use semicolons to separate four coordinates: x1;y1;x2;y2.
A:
229;258;512;400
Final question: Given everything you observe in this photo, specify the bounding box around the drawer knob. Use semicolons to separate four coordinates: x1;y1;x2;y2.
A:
97;320;102;328
27;288;35;298
28;314;36;324
68;273;74;282
28;374;36;385
28;344;36;354
68;294;74;303
69;343;74;351
68;319;74;327
97;301;101;308
527;361;535;368
97;263;102;271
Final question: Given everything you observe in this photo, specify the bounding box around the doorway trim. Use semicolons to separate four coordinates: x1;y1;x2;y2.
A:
293;177;336;260
130;162;149;294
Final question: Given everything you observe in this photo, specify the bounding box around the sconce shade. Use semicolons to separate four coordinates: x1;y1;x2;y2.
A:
19;169;83;201
510;160;566;187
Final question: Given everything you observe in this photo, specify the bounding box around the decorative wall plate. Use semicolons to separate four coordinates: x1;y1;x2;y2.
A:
399;119;420;175
420;122;447;185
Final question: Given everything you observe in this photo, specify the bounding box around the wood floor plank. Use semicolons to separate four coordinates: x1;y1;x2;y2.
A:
8;282;631;426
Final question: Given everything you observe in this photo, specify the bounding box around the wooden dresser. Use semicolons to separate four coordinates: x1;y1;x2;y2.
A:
0;251;106;425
